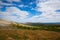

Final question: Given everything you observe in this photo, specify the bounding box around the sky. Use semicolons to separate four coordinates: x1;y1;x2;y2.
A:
0;0;60;23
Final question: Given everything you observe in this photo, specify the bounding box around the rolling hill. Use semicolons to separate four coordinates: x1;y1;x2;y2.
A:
0;20;60;40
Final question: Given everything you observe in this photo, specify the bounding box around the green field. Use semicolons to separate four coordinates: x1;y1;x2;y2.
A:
9;23;60;32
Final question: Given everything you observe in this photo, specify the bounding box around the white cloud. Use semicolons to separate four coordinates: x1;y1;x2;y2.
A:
0;0;21;7
19;4;25;7
1;0;60;23
0;1;15;6
7;7;29;19
7;0;21;2
29;2;34;5
11;0;20;2
23;0;60;23
0;5;2;8
19;4;30;8
34;0;60;22
1;7;29;22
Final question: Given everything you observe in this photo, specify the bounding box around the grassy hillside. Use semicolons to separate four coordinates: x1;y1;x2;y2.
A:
9;22;60;32
0;20;60;32
0;30;60;40
0;20;60;40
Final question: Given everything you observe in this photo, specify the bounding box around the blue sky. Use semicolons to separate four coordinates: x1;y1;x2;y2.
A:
0;0;60;23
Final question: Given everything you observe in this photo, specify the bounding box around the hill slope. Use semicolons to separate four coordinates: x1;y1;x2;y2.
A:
0;20;60;40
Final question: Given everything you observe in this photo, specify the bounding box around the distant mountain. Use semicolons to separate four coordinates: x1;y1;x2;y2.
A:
23;22;60;26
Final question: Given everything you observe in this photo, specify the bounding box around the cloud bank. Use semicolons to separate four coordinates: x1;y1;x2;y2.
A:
0;0;60;23
28;0;60;23
1;7;29;22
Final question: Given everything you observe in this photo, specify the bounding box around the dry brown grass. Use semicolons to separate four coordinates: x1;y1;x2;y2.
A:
0;29;60;40
0;20;60;40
